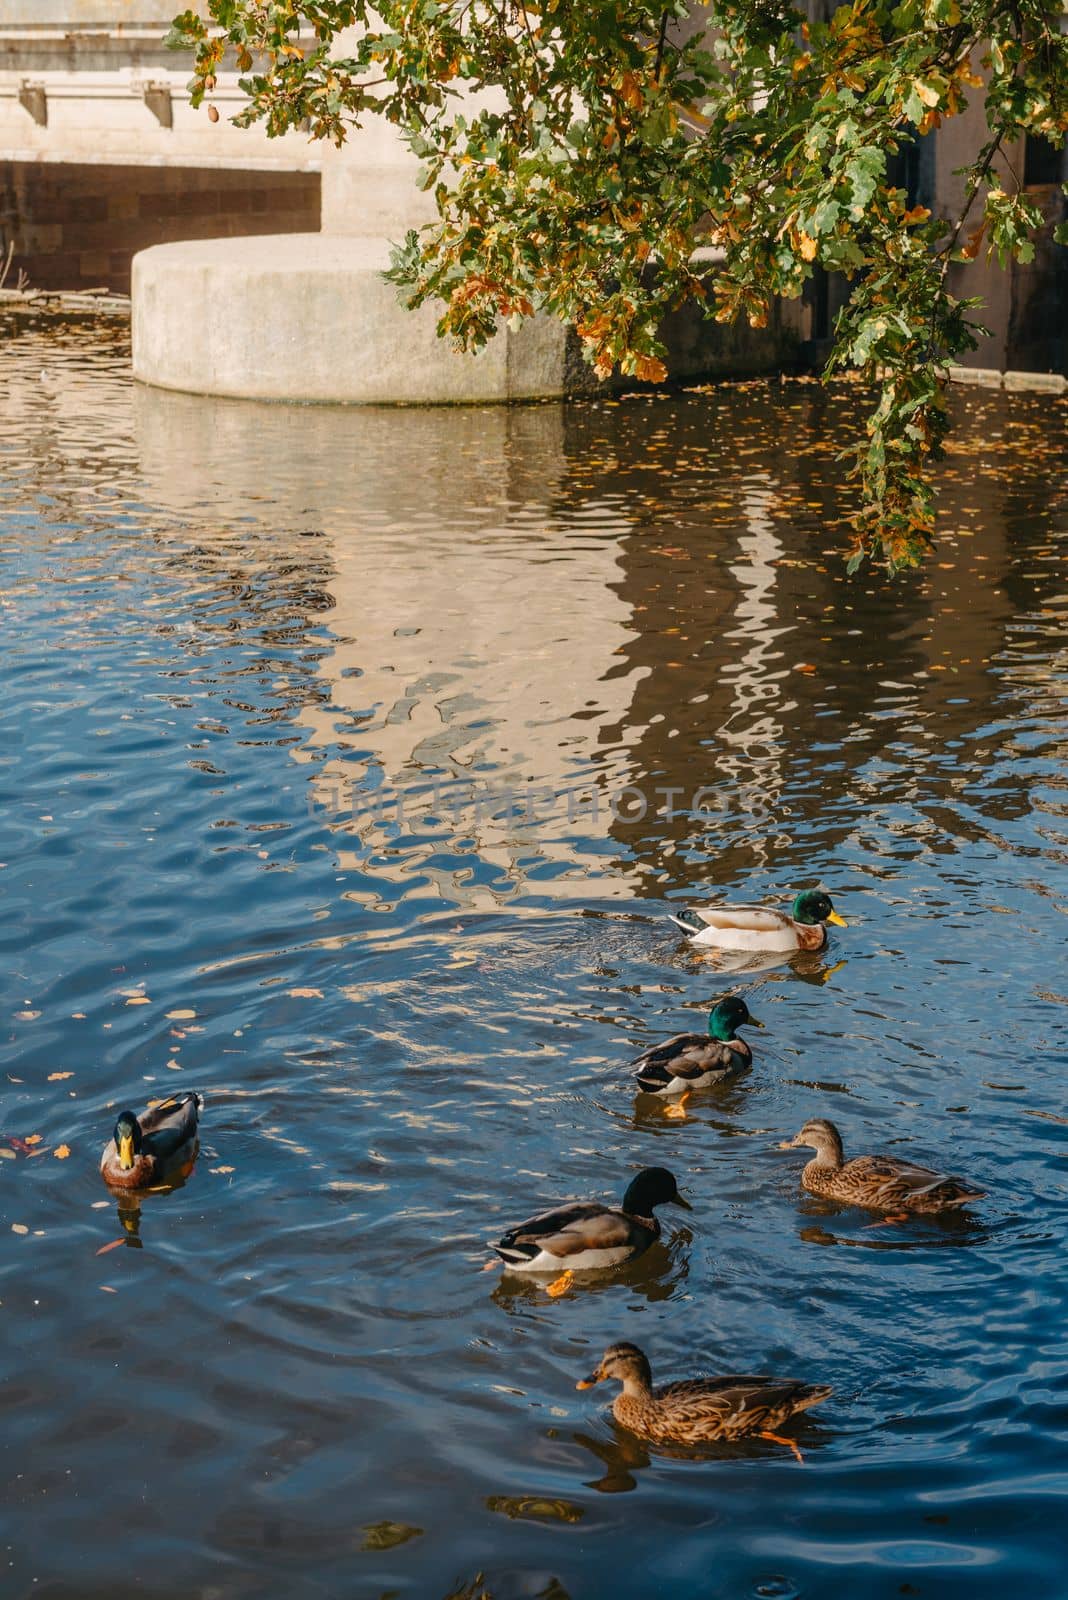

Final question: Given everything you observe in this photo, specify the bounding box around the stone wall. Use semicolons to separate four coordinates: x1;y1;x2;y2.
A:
0;162;320;292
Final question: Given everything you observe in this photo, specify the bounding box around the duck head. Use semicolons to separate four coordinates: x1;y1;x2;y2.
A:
708;995;762;1040
792;890;846;928
621;1165;692;1215
113;1110;143;1172
779;1117;844;1165
577;1341;652;1391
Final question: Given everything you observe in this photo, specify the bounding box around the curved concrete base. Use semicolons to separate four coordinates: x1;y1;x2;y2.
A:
132;233;569;404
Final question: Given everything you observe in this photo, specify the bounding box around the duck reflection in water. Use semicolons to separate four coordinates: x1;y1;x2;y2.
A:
686;945;848;987
108;1160;201;1248
491;1236;689;1311
571;1403;833;1490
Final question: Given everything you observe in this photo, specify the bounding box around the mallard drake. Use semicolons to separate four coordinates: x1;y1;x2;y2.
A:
631;995;762;1118
669;889;846;952
780;1117;986;1221
100;1093;202;1191
577;1341;832;1463
493;1167;690;1297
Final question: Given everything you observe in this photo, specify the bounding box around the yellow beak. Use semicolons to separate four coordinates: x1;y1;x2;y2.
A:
746;1017;765;1029
118;1132;135;1170
827;911;847;927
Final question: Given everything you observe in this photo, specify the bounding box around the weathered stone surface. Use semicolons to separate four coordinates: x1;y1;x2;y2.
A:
1003;369;1067;393
946;366;1003;388
132;232;570;403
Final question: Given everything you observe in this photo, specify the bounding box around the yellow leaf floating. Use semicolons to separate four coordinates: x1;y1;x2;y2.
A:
54;1144;71;1160
12;1224;28;1235
288;987;324;999
48;1071;73;1082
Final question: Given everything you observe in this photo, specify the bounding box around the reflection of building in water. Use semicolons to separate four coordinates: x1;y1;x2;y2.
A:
557;391;1049;891
133;384;646;902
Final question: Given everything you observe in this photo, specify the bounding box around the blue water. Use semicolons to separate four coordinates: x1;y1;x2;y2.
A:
1;317;1066;1600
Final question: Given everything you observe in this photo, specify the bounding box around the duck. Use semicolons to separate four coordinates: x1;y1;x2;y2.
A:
100;1092;203;1191
780;1117;986;1221
576;1341;832;1462
493;1166;690;1297
669;889;846;952
631;995;762;1118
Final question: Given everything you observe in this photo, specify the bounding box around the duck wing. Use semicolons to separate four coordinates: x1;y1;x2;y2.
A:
658;1374;832;1428
139;1093;202;1162
843;1154;985;1209
676;904;795;934
496;1201;646;1263
631;1033;739;1089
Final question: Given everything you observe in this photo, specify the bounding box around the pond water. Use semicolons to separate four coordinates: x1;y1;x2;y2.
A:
1;315;1066;1600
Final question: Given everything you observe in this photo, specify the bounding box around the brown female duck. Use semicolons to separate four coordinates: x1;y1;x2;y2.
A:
577;1341;831;1463
781;1117;985;1221
100;1093;202;1190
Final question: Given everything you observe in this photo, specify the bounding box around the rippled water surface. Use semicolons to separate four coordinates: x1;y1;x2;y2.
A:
2;314;1067;1600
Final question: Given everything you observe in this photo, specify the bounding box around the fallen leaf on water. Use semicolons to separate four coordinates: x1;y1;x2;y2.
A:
211;1165;235;1175
166;1009;196;1020
54;1145;71;1160
15;1011;40;1021
0;1148;15;1161
125;997;151;1007
100;1285;117;1294
96;1238;125;1256
11;1224;28;1235
288;987;324;999
90;1200;109;1209
48;1072;73;1082
485;1495;584;1525
71;1012;86;1019
24;1135;42;1147
359;1521;424;1552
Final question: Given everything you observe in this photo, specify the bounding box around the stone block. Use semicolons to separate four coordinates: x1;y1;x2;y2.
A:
1003;369;1067;393
132;233;571;404
946;366;1003;387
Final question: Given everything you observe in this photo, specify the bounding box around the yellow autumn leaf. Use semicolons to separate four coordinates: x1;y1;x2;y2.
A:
48;1071;73;1082
12;1224;28;1235
288;987;324;999
166;1009;197;1020
125;996;151;1007
54;1144;71;1160
914;80;940;107
24;1134;42;1147
798;231;818;261
634;354;668;383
